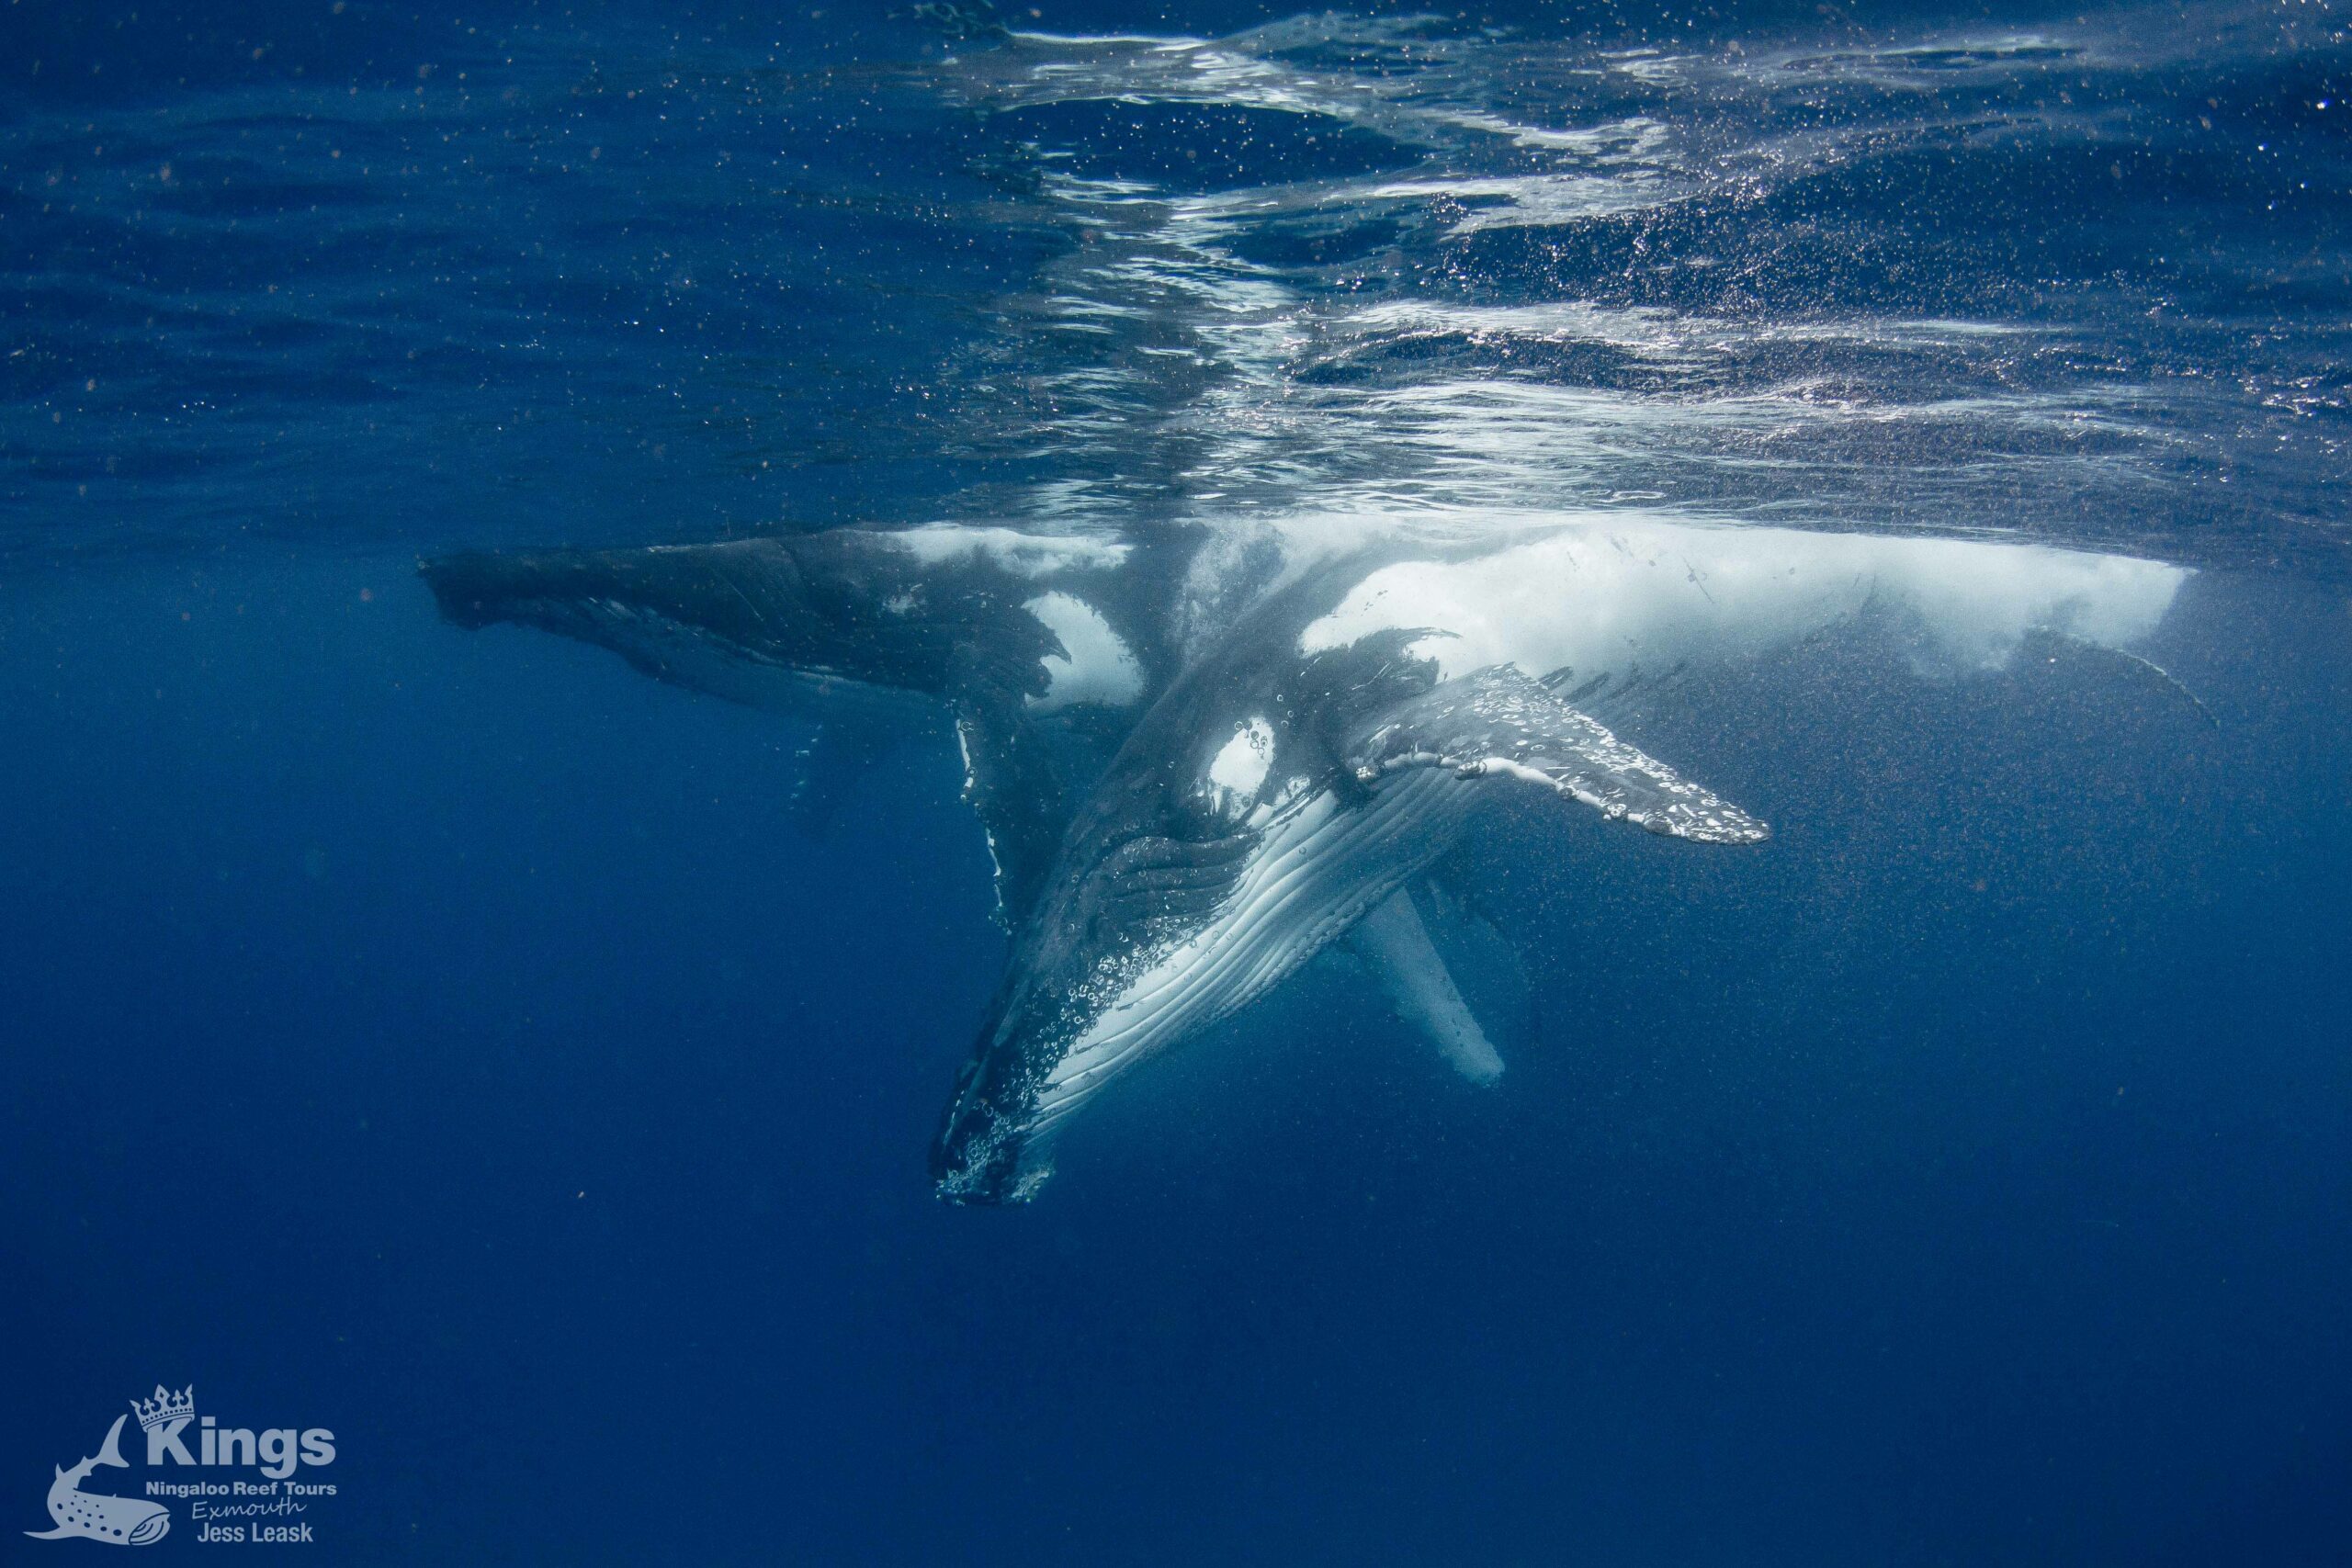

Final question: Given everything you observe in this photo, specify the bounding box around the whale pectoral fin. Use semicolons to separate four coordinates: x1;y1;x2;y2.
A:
1352;666;1769;844
26;1528;75;1540
1420;868;1537;1052
951;690;1069;927
1349;886;1505;1082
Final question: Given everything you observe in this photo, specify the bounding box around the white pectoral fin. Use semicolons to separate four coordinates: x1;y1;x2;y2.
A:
1352;665;1770;845
1351;886;1506;1083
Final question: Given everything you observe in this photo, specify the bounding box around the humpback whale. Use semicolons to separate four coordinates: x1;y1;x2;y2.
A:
424;513;2188;1202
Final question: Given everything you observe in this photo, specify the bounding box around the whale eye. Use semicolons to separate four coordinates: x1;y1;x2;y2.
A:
1201;716;1276;820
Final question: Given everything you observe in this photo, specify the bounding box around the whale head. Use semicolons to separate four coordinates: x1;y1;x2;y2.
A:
929;612;1455;1203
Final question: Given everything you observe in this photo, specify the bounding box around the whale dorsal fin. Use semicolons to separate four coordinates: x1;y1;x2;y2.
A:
1350;665;1770;845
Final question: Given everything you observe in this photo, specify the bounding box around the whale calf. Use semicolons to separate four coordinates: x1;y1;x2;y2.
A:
425;513;2189;1201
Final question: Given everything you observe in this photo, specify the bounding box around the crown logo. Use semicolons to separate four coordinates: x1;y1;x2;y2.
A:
131;1384;195;1431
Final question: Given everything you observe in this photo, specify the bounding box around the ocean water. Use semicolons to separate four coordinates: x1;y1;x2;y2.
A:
4;0;2348;1562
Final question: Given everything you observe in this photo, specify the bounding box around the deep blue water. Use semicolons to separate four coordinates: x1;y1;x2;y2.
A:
5;1;2349;1562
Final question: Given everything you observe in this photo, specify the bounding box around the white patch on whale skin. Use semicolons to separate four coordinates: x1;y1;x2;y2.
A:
1023;592;1145;712
1203;716;1275;818
886;524;1130;579
1297;520;2188;685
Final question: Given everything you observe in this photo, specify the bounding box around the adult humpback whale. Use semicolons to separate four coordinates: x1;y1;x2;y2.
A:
424;514;2188;1202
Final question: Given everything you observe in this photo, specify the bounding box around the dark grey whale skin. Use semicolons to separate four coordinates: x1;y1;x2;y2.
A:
425;533;1052;701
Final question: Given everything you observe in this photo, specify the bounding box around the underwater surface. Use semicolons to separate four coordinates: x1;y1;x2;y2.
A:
4;0;2348;1560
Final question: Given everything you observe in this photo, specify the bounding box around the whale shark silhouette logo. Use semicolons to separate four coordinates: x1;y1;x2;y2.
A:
26;1414;170;1546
